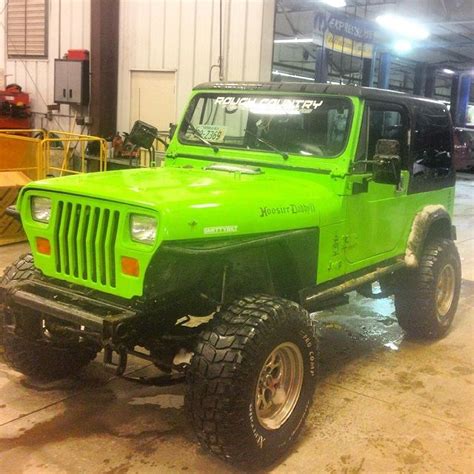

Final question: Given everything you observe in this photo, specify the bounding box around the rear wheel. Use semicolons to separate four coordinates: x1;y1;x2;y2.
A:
2;254;97;380
185;295;317;467
394;238;461;339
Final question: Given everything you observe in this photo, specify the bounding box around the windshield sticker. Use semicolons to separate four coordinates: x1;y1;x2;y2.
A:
215;96;324;115
195;125;226;142
204;225;238;235
259;203;316;218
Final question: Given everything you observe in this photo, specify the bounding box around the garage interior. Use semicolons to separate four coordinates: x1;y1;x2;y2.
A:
0;0;473;472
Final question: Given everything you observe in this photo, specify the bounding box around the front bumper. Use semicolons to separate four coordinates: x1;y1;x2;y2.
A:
0;278;140;342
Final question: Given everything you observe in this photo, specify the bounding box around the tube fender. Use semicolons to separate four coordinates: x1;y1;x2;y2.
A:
405;205;451;268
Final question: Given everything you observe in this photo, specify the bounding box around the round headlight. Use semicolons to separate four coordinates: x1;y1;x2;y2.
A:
130;214;157;245
31;197;52;223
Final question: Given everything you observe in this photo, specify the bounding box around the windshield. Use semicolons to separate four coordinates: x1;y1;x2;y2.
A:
179;93;352;158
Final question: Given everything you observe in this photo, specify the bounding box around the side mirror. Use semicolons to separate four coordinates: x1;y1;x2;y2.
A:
373;156;401;185
372;139;402;185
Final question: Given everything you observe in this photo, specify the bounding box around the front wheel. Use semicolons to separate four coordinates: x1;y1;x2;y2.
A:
2;254;98;380
185;295;317;467
394;238;461;339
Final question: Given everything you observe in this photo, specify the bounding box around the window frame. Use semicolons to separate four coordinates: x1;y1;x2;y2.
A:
178;92;354;159
355;100;410;169
7;0;49;59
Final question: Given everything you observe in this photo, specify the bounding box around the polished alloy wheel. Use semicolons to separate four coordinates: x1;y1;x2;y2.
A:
436;263;455;319
255;342;304;430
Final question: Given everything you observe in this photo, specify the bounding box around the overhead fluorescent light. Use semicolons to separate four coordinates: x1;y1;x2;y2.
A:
393;39;412;54
376;14;430;40
442;68;455;74
274;38;314;44
272;70;314;82
320;0;347;7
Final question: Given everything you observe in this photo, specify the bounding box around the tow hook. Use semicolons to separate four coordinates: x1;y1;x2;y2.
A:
102;345;191;386
103;345;128;376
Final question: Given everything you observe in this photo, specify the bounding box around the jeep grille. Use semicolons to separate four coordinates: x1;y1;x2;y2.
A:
54;200;120;288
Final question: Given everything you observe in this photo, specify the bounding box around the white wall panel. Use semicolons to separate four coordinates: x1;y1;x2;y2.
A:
149;0;166;69
163;0;181;71
176;0;197;116
225;0;246;81
193;0;214;85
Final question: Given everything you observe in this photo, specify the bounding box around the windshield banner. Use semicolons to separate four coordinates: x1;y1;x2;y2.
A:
215;96;324;114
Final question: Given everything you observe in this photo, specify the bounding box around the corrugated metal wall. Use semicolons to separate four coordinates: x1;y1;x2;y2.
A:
0;0;275;134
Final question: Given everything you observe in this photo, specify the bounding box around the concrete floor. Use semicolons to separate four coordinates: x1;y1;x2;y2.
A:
0;175;473;473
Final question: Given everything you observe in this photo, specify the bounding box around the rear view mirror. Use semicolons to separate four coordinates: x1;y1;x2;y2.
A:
372;139;402;185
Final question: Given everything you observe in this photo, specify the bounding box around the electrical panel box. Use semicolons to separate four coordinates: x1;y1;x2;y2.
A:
54;60;89;105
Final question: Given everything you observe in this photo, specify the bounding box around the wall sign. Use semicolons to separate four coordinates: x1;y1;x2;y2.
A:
314;8;376;59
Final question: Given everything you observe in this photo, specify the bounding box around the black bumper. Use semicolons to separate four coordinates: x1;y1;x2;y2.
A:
0;279;140;340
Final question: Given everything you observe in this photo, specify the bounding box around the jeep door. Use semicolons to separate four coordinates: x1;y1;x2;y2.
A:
345;100;410;265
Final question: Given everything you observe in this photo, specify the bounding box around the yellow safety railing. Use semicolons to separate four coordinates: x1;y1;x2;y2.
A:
0;129;108;180
41;130;108;176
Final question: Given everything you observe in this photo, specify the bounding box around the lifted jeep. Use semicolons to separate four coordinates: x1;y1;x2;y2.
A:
0;83;461;467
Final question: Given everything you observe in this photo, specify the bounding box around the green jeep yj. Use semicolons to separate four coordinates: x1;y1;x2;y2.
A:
1;83;461;466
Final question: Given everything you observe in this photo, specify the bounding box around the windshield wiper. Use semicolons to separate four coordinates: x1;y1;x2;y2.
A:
185;121;219;153
245;129;288;160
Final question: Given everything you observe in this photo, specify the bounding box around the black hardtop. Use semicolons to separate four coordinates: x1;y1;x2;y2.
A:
194;82;447;110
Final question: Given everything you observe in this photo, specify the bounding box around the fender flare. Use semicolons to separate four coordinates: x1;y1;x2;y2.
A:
405;205;453;268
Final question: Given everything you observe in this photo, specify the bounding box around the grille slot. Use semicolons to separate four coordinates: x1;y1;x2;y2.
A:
54;201;119;288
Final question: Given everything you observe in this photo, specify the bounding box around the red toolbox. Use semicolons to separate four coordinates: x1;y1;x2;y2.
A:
67;49;89;60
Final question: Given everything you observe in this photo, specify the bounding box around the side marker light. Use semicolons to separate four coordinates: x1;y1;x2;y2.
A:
121;256;140;277
36;237;51;255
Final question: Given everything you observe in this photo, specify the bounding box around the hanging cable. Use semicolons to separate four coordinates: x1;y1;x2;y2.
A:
209;0;224;81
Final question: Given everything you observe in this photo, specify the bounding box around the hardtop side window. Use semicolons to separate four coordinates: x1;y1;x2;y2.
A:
408;103;455;194
355;101;408;168
412;104;452;178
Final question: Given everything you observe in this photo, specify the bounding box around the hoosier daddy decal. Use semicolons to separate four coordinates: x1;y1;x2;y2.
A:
259;203;316;218
215;96;324;112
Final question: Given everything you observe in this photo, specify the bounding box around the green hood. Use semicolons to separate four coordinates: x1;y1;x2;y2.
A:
23;166;338;240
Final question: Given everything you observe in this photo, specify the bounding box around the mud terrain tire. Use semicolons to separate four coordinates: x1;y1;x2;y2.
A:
0;253;38;339
185;295;318;467
2;254;97;380
395;239;461;339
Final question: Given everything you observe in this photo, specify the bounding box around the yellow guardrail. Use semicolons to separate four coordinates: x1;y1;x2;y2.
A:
0;129;108;180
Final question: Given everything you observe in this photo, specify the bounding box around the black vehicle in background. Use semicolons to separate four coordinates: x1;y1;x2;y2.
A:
453;127;474;171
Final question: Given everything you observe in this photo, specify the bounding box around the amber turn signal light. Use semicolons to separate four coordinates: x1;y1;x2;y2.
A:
121;256;139;277
36;237;51;255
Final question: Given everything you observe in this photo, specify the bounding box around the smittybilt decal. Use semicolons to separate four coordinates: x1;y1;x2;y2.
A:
259;203;316;218
203;225;239;235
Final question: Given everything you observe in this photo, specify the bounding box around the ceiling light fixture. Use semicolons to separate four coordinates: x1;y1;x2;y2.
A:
320;0;347;8
393;39;413;54
274;38;314;44
442;68;455;74
376;14;430;40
